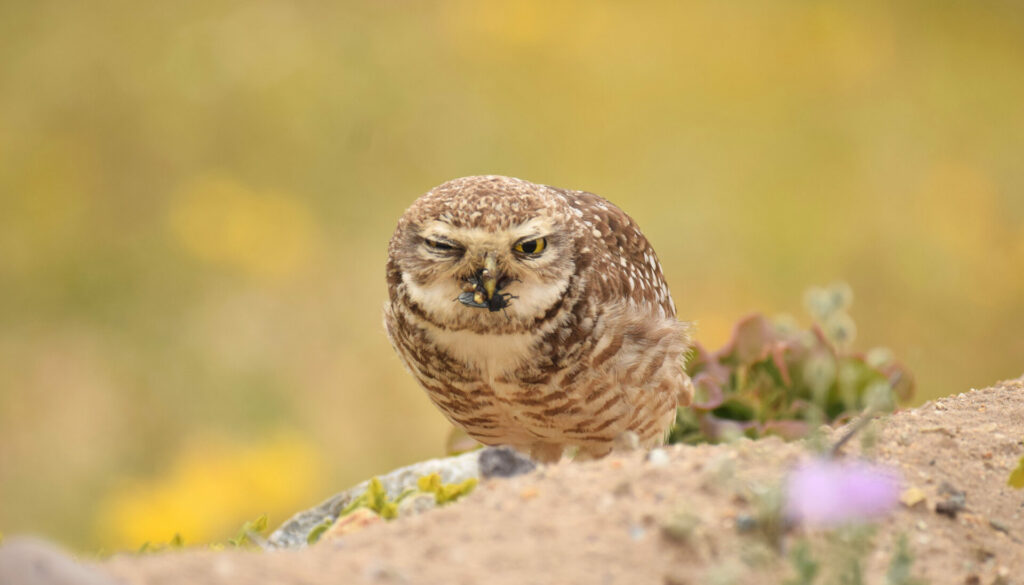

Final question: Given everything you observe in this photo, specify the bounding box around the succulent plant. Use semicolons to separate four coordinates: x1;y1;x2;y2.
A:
669;283;914;445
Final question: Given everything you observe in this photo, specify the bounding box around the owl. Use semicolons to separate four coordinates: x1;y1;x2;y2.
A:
384;175;692;463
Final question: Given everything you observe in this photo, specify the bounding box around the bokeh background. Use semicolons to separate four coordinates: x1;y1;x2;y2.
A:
1;1;1022;552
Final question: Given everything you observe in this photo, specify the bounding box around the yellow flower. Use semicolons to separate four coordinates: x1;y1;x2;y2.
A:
95;432;323;549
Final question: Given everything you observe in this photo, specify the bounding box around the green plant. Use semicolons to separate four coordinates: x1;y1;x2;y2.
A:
226;515;268;548
307;473;479;544
136;533;184;553
416;473;478;505
670;283;914;445
885;534;925;585
784;540;819;585
1008;455;1024;489
338;477;404;520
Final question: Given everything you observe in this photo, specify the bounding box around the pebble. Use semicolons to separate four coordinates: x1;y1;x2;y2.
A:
646;448;670;467
479;447;536;479
519;486;540;500
900;487;927;508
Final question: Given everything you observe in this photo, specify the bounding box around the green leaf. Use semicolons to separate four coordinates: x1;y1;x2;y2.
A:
1008;456;1024;489
228;514;268;547
436;478;478;505
306;516;335;545
885;534;923;585
711;398;756;422
783;539;819;585
416;472;477;505
668;284;915;447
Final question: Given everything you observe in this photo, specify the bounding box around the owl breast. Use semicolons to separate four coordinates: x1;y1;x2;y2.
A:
426;327;537;387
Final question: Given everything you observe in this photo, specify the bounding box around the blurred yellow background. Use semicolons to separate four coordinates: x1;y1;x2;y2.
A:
1;1;1022;552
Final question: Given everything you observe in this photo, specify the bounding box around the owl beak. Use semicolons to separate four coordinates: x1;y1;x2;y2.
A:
458;252;510;311
480;252;499;301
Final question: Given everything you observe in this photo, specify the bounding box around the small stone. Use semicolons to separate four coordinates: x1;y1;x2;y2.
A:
935;499;964;519
520;486;540;500
479;447;537;479
661;511;701;543
664;574;691;585
900;487;927;508
989;519;1010;534
364;560;409;584
320;508;382;541
646;448;670;467
734;514;757;533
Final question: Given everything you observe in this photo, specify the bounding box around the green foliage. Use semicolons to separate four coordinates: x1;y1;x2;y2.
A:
784;540;820;585
227;515;268;548
416;473;478;505
340;477;404;520
778;528;919;585
134;515;273;552
1008;455;1024;489
670;284;914;445
307;473;480;544
886;535;924;585
306;516;335;546
137;533;184;554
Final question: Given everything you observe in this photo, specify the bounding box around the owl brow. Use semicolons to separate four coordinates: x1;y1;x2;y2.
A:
421;234;462;248
513;233;547;244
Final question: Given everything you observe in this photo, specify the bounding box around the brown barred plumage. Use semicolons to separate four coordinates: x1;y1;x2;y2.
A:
384;175;692;462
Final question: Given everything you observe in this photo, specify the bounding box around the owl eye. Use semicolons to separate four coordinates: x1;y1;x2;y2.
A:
424;238;461;253
514;237;547;255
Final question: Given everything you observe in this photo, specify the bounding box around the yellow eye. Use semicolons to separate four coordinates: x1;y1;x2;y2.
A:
514;237;547;255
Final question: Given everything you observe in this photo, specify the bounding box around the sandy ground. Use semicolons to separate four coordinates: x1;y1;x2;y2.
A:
8;376;1024;585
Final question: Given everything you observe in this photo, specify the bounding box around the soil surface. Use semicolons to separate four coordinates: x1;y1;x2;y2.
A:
19;377;1024;584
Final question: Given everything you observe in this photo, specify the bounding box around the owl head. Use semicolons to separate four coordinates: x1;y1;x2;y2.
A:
387;176;581;333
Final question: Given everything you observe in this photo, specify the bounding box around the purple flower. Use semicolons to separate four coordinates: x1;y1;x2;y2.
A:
784;458;901;526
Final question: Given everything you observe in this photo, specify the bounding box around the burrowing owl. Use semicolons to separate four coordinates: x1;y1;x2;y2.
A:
384;175;692;463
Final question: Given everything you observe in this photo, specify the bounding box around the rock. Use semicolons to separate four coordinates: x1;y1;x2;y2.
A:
0;537;118;585
396;493;438;517
319;509;383;542
479;447;536;479
268;449;482;549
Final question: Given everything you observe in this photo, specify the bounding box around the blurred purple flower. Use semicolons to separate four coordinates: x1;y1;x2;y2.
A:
784;458;901;526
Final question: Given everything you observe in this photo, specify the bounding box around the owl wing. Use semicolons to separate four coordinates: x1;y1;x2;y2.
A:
556;189;677;318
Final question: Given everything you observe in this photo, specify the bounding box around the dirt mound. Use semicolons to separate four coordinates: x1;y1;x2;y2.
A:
17;377;1024;585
